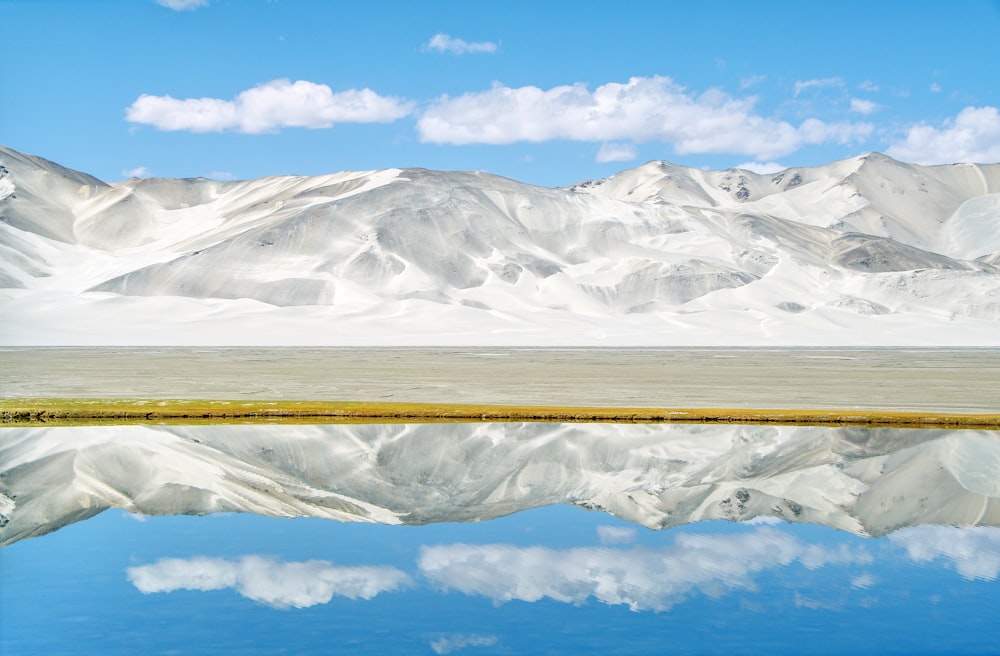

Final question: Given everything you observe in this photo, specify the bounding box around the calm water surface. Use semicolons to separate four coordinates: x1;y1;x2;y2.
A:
2;422;1000;654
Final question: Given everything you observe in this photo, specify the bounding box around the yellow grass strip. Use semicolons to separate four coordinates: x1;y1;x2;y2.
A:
1;398;999;428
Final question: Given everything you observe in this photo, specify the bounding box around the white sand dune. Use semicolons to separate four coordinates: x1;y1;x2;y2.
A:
3;423;999;546
2;146;999;344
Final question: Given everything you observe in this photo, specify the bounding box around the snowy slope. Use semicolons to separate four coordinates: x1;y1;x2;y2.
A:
2;145;1000;344
3;423;999;547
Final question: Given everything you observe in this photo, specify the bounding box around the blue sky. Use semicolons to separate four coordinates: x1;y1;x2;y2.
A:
2;0;999;187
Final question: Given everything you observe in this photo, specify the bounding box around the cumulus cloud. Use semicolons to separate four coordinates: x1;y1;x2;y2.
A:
890;526;1000;580
156;0;208;9
797;118;872;146
595;142;637;163
430;634;498;654
122;166;153;178
127;556;410;609
126;79;413;133
417;76;871;160
794;77;844;97
849;98;879;115
735;161;786;174
425;33;498;55
419;528;869;612
886;106;1000;164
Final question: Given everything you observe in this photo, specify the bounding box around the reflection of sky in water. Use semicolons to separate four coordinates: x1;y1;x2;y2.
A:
4;507;1000;654
5;421;1000;653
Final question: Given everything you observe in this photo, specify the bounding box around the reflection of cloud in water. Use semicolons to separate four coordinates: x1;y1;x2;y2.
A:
419;528;870;612
430;634;498;654
596;525;636;545
127;556;410;608
890;526;1000;580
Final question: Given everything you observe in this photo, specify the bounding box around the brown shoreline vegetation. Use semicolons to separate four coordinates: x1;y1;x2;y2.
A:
2;398;999;429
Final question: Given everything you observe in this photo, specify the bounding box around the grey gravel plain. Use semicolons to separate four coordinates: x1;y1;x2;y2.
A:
2;347;999;413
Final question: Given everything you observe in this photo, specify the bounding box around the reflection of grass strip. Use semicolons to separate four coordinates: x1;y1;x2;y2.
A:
2;398;999;429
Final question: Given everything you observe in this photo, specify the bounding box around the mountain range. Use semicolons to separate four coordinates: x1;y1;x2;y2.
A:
2;145;999;344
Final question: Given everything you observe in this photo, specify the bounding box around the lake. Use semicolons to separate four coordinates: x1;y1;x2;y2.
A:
3;421;1000;654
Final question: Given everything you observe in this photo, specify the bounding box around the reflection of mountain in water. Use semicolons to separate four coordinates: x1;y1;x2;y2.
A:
2;423;1000;546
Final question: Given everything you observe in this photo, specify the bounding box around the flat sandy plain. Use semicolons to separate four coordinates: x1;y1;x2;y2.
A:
2;347;998;418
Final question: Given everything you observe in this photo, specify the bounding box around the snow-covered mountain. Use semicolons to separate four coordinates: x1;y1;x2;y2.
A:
2;145;999;344
3;423;999;547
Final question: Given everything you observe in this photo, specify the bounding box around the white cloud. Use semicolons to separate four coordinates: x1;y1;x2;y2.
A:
849;98;879;115
127;556;410;609
596;142;637;163
156;0;208;10
859;81;879;92
930;82;942;93
740;74;767;89
794;77;844;97
430;634;498;654
419;528;868;612
735;161;786;174
417;76;872;160
208;170;236;181
798;118;873;145
596;525;637;545
126;79;413;133
886;106;1000;164
426;33;497;55
890;526;1000;580
850;573;876;589
122;166;153;178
